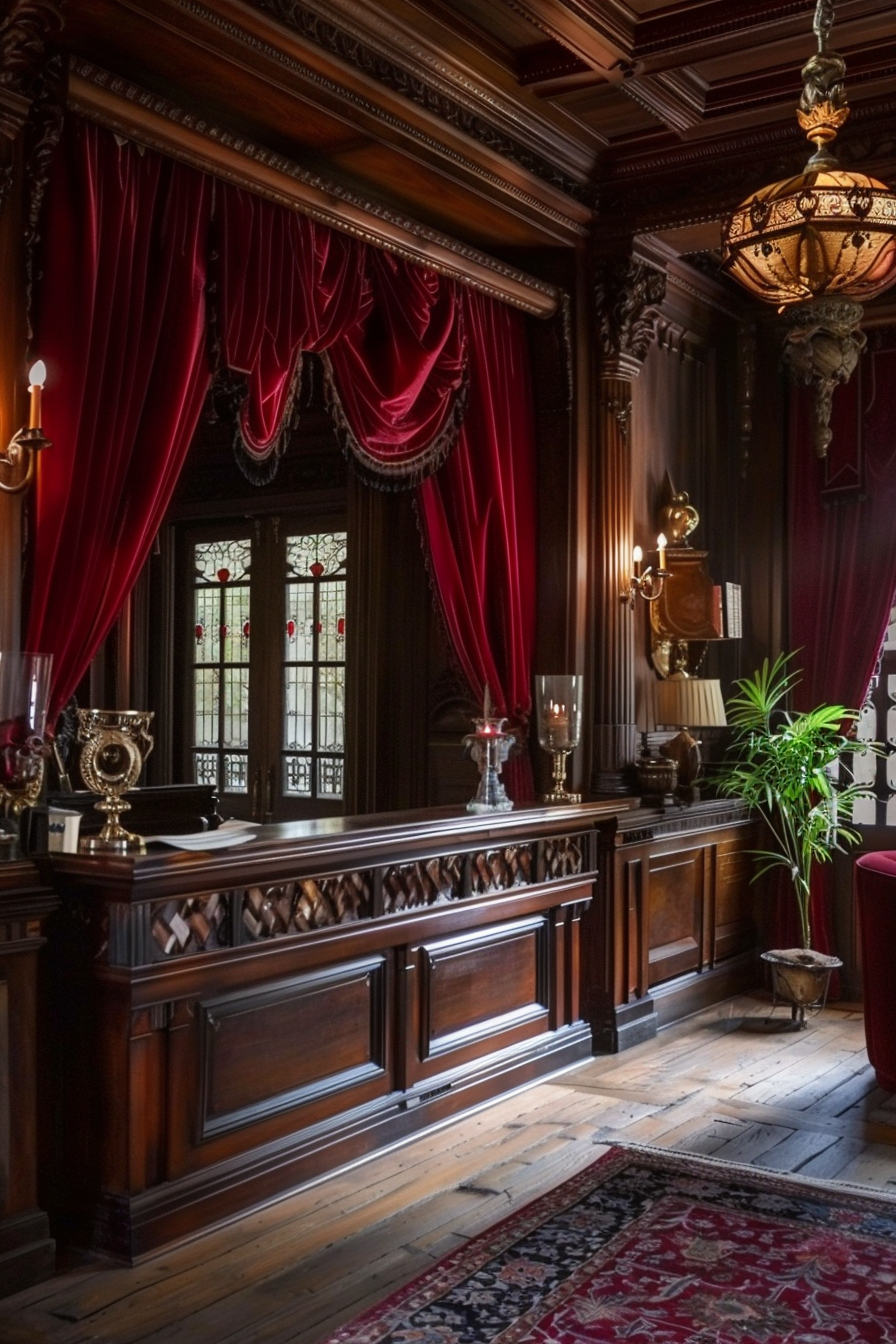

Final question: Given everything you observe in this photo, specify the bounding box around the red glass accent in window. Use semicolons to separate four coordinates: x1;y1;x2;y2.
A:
216;568;230;584
195;623;204;644
242;620;251;639
337;617;345;637
310;561;324;577
316;622;322;634
286;619;296;640
220;625;230;640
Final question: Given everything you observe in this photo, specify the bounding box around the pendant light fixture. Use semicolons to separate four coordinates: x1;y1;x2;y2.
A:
720;0;896;456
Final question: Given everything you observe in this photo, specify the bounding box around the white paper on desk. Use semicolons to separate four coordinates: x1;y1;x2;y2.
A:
146;821;259;850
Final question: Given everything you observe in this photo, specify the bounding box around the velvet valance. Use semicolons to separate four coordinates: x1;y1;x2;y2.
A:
218;187;468;487
26;117;538;795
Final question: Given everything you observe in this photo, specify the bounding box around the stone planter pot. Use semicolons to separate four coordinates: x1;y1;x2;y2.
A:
761;948;842;1029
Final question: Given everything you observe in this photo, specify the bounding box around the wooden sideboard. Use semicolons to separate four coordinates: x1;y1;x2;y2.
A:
40;803;619;1260
0;859;57;1295
582;800;759;1053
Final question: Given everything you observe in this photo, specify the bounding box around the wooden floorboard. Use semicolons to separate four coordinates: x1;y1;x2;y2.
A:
4;993;896;1344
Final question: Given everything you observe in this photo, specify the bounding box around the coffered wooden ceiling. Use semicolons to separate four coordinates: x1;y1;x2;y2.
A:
59;0;896;254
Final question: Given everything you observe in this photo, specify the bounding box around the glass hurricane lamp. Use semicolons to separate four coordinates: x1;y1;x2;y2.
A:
535;674;583;805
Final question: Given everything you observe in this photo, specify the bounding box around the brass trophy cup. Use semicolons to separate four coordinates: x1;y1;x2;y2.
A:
77;709;154;853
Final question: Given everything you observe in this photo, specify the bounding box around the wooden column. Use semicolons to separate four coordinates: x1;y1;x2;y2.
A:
0;86;30;650
590;256;666;796
0;861;57;1295
0;1;64;648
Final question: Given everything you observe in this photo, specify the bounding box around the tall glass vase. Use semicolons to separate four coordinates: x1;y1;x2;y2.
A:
0;651;53;856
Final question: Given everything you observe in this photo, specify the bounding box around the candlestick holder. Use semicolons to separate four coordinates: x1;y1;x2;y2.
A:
535;674;583;804
0;652;53;857
76;708;155;852
463;716;514;814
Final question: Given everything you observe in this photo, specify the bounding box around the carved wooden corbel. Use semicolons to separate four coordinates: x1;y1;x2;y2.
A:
0;0;64;224
0;0;64;104
594;256;667;381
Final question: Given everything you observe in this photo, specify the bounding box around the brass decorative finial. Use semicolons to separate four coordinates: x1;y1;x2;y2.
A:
796;0;849;157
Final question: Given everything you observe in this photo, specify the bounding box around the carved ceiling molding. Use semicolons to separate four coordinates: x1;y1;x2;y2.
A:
0;0;64;97
594;256;667;380
171;0;590;229
249;0;591;199
653;315;705;364
68;62;562;318
622;67;708;135
597;99;896;239
502;0;633;68
633;0;817;60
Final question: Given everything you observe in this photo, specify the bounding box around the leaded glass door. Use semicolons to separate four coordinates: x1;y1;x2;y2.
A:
181;517;347;821
282;531;347;805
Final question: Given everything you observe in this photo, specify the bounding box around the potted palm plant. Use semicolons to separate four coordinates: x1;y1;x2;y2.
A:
719;652;877;1026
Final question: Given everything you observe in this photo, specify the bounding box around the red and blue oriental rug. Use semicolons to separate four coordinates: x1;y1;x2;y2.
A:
324;1145;896;1343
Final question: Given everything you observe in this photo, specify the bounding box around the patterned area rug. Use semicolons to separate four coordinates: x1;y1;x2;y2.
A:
324;1145;896;1343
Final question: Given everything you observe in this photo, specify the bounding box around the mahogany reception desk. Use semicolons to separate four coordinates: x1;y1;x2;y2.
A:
41;803;620;1260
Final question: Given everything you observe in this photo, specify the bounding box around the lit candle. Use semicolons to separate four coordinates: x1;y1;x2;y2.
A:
657;532;667;571
632;545;643;578
546;700;570;748
28;360;46;430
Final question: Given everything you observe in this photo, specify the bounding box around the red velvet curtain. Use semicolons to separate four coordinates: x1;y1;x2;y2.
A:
417;289;537;802
27;125;538;797
26;120;212;721
218;189;467;484
786;339;896;955
325;249;468;484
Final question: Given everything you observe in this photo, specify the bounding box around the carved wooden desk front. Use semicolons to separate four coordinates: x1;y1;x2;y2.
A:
41;803;619;1260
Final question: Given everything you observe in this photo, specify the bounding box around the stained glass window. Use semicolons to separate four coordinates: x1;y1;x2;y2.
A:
191;538;251;794
853;600;896;826
283;531;347;800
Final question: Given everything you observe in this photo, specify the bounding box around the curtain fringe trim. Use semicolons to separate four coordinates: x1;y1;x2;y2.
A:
320;350;469;493
232;352;305;484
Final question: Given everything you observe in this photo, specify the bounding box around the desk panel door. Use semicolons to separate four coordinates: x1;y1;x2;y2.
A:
647;847;706;986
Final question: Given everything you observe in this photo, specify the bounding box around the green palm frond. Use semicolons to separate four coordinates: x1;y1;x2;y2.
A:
718;652;881;950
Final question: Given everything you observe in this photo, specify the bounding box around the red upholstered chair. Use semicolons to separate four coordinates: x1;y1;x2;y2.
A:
855;852;896;1092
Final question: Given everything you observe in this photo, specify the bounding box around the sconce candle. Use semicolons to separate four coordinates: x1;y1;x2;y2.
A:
28;360;46;430
1;358;52;495
621;536;668;609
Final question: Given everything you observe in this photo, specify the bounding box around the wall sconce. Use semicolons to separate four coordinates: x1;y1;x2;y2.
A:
621;533;668;609
0;361;51;495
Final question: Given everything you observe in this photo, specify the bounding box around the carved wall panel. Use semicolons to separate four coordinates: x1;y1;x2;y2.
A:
241;871;372;938
541;834;584;880
469;844;534;894
381;855;464;912
151;893;230;958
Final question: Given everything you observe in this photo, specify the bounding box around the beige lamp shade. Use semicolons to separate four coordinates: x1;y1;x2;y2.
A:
635;679;658;735
655;677;727;730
